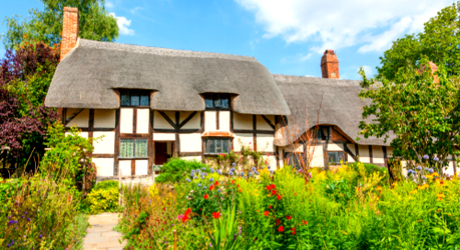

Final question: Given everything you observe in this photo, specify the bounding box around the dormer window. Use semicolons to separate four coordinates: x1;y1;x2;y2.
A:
204;94;230;109
121;90;149;107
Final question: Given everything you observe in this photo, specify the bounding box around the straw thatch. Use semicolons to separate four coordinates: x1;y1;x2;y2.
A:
45;39;291;115
273;74;394;146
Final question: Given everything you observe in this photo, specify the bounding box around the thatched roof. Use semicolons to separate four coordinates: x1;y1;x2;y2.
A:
273;75;394;146
45;39;291;115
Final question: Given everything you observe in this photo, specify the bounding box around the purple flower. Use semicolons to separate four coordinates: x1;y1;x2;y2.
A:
232;162;236;167
229;171;234;176
433;156;439;162
8;220;17;224
416;166;422;171
423;155;429;160
209;178;214;182
240;172;245;177
39;234;42;238
186;178;191;182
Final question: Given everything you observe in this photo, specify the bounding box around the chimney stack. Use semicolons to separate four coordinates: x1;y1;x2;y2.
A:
60;7;79;61
321;50;339;79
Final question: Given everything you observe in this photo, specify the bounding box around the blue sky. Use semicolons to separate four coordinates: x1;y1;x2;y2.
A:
0;0;456;79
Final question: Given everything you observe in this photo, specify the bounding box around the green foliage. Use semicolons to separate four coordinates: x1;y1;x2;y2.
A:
1;0;118;49
84;184;119;214
358;60;460;169
0;172;82;249
41;122;96;188
378;2;460;81
92;180;118;191
208;206;243;250
155;157;209;183
348;162;388;181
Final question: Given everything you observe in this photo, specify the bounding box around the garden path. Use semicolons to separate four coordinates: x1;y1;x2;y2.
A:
82;213;127;250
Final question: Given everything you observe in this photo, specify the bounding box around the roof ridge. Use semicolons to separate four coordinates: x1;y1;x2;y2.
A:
272;74;362;86
78;39;258;62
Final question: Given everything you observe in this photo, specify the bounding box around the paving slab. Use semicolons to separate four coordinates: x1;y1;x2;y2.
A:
82;213;127;250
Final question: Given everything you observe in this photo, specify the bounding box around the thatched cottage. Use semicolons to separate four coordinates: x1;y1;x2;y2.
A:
44;7;459;179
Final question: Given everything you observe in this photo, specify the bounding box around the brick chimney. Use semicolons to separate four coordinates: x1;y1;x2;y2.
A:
321;50;339;79
60;7;79;61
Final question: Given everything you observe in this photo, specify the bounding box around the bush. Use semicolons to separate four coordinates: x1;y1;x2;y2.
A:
155;158;209;183
83;180;119;214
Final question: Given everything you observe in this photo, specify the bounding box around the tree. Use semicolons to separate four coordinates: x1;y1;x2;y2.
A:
1;0;118;49
358;60;460;172
377;2;460;81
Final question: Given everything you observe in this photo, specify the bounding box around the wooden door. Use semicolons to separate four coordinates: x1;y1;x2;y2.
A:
155;142;168;165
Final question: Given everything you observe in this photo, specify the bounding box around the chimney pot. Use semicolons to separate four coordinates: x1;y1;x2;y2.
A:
321;50;339;79
60;7;79;61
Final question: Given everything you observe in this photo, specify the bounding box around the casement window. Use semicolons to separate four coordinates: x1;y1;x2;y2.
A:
204;138;231;154
327;151;345;165
120;91;149;107
204;94;230;109
314;126;330;140
285;152;305;170
120;138;148;158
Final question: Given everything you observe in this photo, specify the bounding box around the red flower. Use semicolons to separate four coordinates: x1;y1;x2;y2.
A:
291;228;296;235
209;185;215;191
212;212;221;219
215;181;219;186
271;190;277;195
204;194;209;199
302;220;308;225
269;205;272;209
185;208;191;216
266;184;276;190
238;189;242;193
264;211;269;216
276;219;280;225
278;226;284;232
231;180;235;184
286;215;292;220
277;194;282;200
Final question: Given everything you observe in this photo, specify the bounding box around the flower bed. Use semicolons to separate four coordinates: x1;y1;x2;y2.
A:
118;162;460;249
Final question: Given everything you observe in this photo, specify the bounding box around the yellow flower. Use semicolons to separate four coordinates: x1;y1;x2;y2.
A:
433;172;439;177
437;193;445;200
410;189;418;194
425;175;433;180
435;179;440;184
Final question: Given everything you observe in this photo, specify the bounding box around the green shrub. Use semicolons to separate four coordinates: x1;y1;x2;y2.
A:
155;158;209;183
83;181;119;214
349;162;388;180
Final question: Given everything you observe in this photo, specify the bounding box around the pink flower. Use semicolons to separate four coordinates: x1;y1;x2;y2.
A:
177;214;184;220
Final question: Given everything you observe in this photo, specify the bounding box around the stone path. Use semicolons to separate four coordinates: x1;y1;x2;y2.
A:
82;213;127;250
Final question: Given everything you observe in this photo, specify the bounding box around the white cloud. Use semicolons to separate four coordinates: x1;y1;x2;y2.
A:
130;6;144;14
105;1;115;9
360;65;373;77
110;13;135;36
235;0;453;53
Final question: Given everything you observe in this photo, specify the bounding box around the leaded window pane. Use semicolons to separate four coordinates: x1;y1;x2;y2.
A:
131;95;140;106
328;152;344;165
140;95;149;106
208;139;215;153
222;139;228;152
205;98;213;108
135;139;148;157
214;97;222;108
121;94;130;106
120;139;134;158
222;98;229;108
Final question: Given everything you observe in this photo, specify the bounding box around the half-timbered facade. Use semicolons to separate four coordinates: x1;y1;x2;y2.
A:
45;7;459;180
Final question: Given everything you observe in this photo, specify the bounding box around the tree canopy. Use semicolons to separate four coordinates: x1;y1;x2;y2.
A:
1;0;118;49
378;2;460;81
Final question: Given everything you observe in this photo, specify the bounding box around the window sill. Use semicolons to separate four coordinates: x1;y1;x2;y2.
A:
118;157;149;160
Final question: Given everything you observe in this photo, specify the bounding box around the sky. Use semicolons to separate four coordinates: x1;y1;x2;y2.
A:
0;0;456;80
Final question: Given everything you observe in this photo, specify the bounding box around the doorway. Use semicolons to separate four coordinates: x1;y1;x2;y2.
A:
154;141;174;165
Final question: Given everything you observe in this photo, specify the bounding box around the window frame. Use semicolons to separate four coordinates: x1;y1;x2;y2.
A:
203;93;231;110
120;90;150;107
314;126;330;140
203;137;231;155
327;151;345;165
284;152;305;170
119;138;149;159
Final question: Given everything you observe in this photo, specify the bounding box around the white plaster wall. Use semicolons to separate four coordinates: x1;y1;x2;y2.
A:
66;108;89;128
256;115;274;130
167;141;173;154
181;112;201;129
120;108;133;133
93;131;115;154
119;160;132;176
327;143;343;151
372;146;385;164
284;143;303;153
153;111;175;129
204;111;216;131
93;158;114;177
137;109;149;134
153;133;176;141
263;155;277;169
308;145;324;168
65;131;89;139
181;156;202;162
347;143;356;163
219;111;230;131
358;145;370;163
278;148;284;168
257;134;275;152
180;133;202;152
136;160;149;175
94;109;116;128
445;159;456;177
233;112;252;130
234;133;253;151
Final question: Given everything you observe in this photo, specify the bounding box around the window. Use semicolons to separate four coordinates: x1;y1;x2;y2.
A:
120;138;148;158
204;138;230;154
327;151;345;165
285;152;304;170
204;94;230;109
121;91;149;107
314;126;330;140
